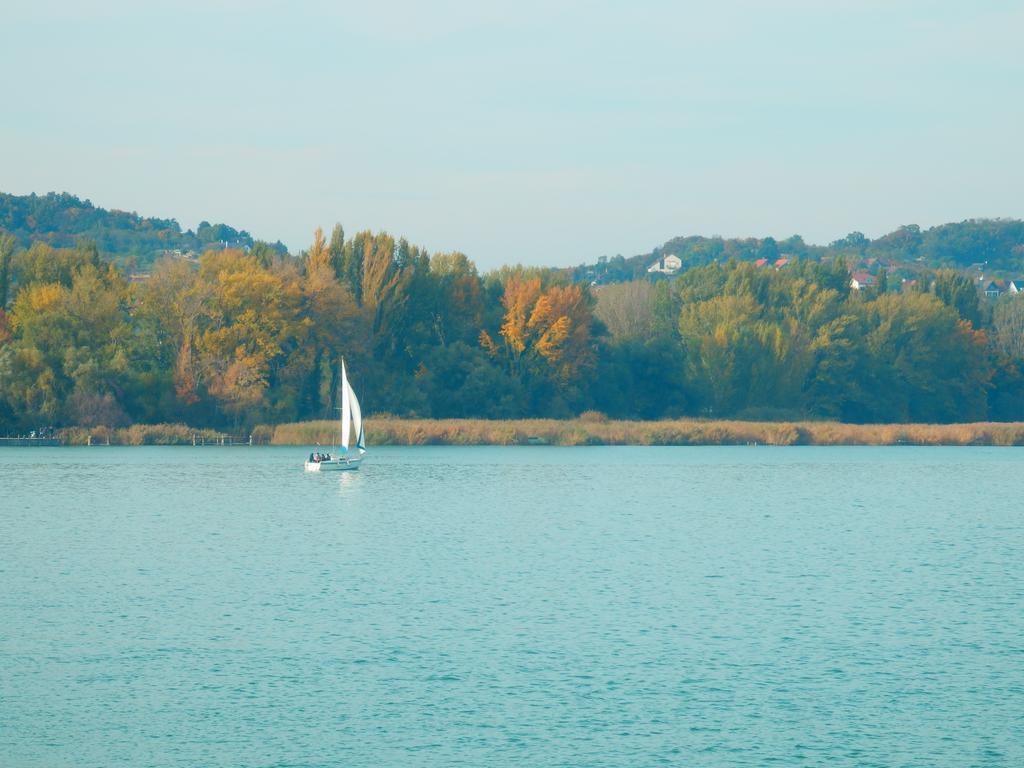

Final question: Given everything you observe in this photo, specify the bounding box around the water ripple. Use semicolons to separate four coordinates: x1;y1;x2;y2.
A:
1;445;1022;766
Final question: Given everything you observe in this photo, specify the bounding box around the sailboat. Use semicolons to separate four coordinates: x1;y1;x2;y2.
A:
304;360;366;472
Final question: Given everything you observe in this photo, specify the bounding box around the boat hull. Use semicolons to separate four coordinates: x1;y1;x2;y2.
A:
304;456;362;472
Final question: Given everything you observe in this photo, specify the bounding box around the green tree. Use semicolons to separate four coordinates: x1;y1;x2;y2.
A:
592;336;688;418
416;342;523;418
12;241;102;290
860;293;990;422
932;269;982;327
875;269;889;295
2;264;130;427
427;252;485;347
328;223;345;278
824;254;851;296
0;232;14;308
678;294;758;414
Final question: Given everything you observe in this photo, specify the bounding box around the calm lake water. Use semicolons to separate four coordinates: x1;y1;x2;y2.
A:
1;446;1022;767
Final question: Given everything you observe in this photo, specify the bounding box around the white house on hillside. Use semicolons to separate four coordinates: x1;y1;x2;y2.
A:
850;272;876;291
648;254;682;275
984;280;1005;298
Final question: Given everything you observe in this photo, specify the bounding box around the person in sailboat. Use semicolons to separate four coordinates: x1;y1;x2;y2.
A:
303;359;365;471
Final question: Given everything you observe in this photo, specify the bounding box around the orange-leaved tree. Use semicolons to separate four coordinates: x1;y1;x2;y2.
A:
480;276;594;384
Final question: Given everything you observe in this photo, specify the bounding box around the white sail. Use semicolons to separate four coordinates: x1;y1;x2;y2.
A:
305;359;365;471
348;377;365;453
340;359;351;451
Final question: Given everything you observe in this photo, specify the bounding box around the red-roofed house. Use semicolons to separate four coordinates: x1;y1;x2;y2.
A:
850;272;876;291
984;280;1005;298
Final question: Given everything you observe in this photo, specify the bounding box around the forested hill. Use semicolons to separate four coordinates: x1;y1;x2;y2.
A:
5;204;1024;430
576;219;1024;284
0;191;286;264
7;191;1022;281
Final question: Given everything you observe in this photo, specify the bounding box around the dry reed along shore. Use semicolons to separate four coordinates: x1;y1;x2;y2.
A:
54;417;1024;447
268;416;1024;447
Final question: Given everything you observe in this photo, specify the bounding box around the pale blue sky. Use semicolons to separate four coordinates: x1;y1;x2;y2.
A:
2;0;1021;267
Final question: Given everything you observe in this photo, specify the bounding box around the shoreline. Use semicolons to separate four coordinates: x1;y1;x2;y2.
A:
38;418;1024;447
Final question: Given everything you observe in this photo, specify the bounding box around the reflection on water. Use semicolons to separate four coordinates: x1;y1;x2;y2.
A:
334;466;364;494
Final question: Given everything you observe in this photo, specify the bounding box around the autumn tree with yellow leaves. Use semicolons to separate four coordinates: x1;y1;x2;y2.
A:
480;276;595;385
0;226;1019;430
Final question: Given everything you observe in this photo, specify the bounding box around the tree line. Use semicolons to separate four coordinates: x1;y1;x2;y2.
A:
577;219;1024;284
1;226;1023;431
0;192;287;266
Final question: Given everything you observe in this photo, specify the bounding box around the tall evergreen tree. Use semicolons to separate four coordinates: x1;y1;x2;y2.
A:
0;232;14;308
328;223;345;278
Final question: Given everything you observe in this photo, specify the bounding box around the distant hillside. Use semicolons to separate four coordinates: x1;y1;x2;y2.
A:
574;219;1024;284
0;191;286;264
6;191;1021;282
